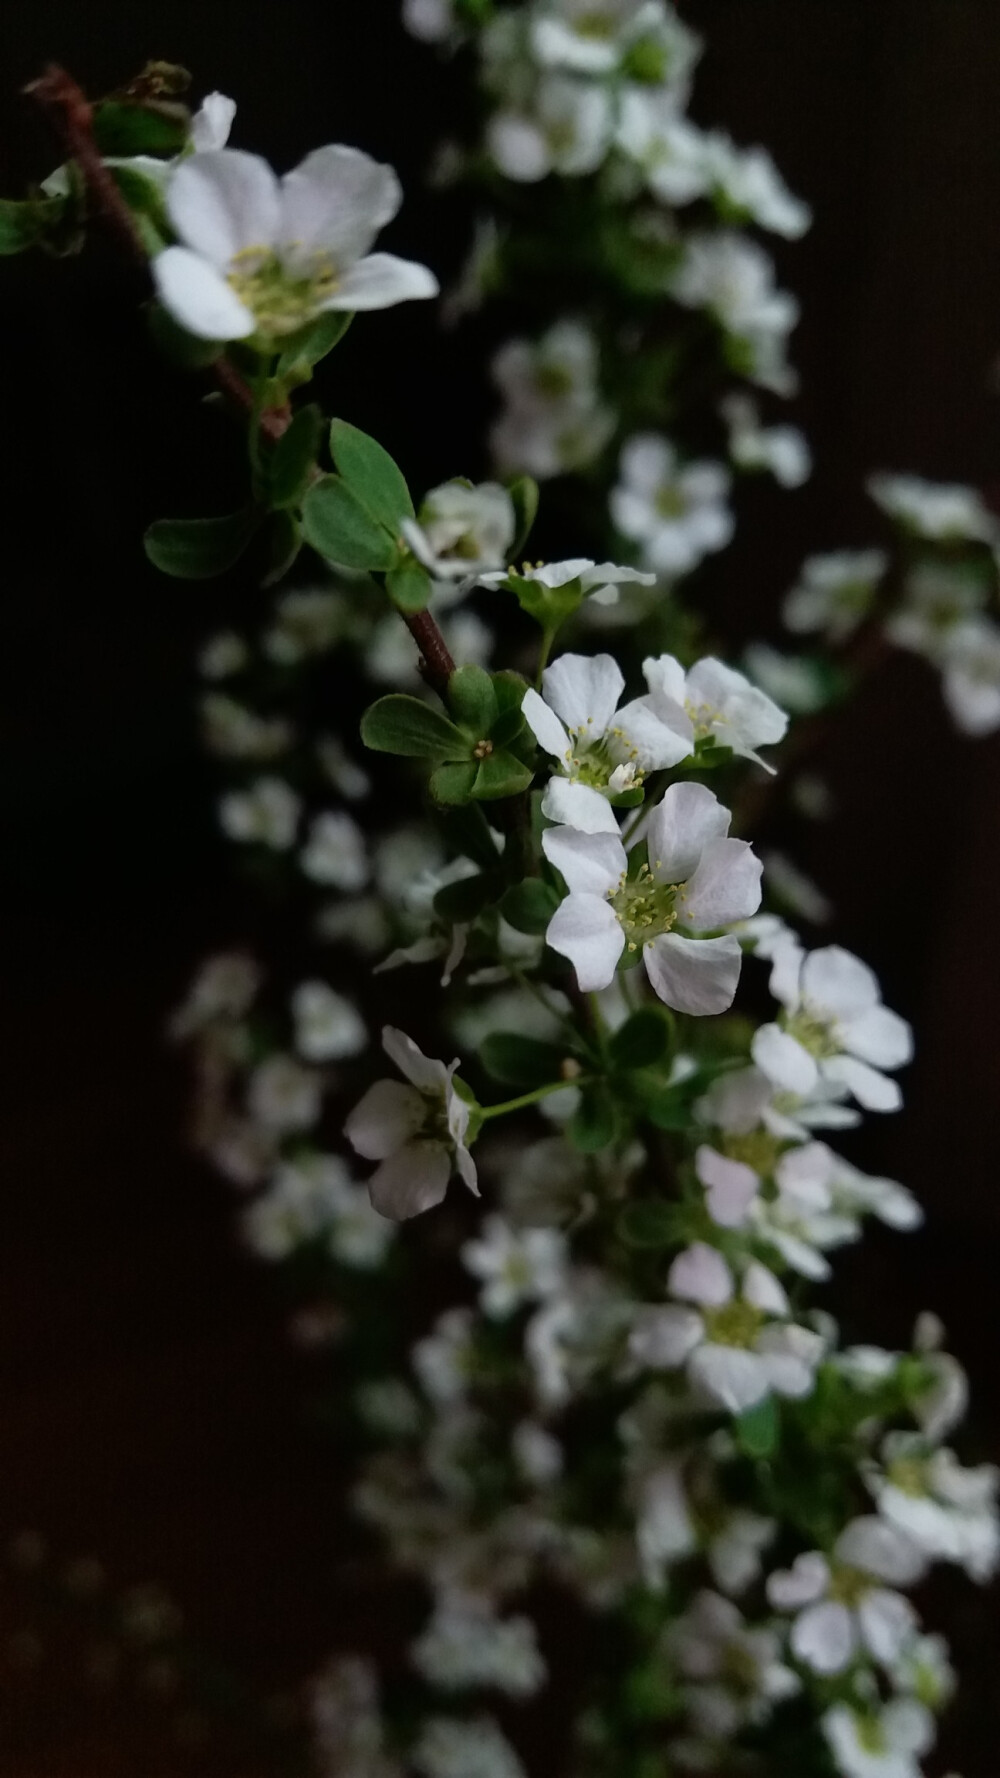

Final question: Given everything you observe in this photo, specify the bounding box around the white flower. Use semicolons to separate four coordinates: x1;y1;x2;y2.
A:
889;1632;955;1710
263;587;345;664
300;811;369;890
523;649;693;832
154;144;437;340
611;435;733;577
670;231;799;394
767;1517;927;1675
630;1242;823;1412
201;694;293;760
461;1214;566;1317
189;91;237;153
752;940;913;1112
412;1715;526;1778
868;472;999;544
311;1655;401;1778
643;650;788;770
615;90;711;204
669;1590;799;1738
743;642;832;715
345;1027;478;1220
822;1699;934;1778
937;617;1000;735
198;629;248;679
512;1420;563;1485
487;75;613;183
412;1307;477;1406
411;1592;546;1697
247;1053;323;1133
401;480;515;580
219;776;301;848
864;1434;1000;1582
886;560;988;659
291;980;367;1061
403;0;458;43
243;1154;393;1268
720;393;811;487
783;550;888;642
169;951;261;1038
317;736;371;802
701;134;811;238
530;0;701;82
543;780;762;1013
490;320;614;479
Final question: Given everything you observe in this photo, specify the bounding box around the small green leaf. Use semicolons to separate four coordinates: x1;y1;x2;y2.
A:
386;561;431;613
448;665;498;733
434;871;503;923
500;879;559;935
508;476;539;557
569;1084;617;1152
329;419;414;531
267;403;323;508
490;706;528;751
472;750;534;801
92;99;189;158
430;760;479;804
360;694;467;759
301;475;397;571
261;511;301;587
480;1033;565;1089
617;1200;680;1249
276;310;353;379
144;508;259;580
736;1396;779;1457
441;806;503;873
492;671;530;715
610;1008;673;1071
0;194;66;256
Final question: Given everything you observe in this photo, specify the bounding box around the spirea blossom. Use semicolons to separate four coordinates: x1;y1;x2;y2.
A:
345;1027;478;1219
752;940;913;1112
611;434;734;577
767;1517;927;1675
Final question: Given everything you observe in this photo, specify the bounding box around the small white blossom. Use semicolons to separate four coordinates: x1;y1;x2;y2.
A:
490;320;614;479
487;75;614;183
412;1714;527;1778
615;90;711;205
868;472;999;544
702;134;811;238
461;1214;566;1317
767;1517;927;1675
243;1154;393;1268
720;393;811;487
530;0;701;83
669;1590;799;1739
411;1592;546;1697
155;145;437;341
300;811;369;889
864;1434;1000;1582
670;231;799;395
403;0;458;43
201;694;293;760
413;1307;477;1407
543;780;762;1013
401;480;515;580
247;1053;324;1133
822;1698;934;1778
783;549;888;642
198;629;248;679
611;434;733;577
345;1027;478;1219
263;587;345;664
219;776;301;849
937;617;1000;735
317;737;371;802
743;642;832;715
512;1420;563;1484
643;650;788;769
291;980;367;1061
169;951;261;1038
752;939;913;1112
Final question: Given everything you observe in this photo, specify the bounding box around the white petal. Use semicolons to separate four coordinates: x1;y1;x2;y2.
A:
751;1023;819;1094
695;1145;759;1228
546;892;625;991
381;1025;449;1091
682;837;762;930
668;1241;733;1307
835;1516;927;1586
326;252;438;309
689;1344;769;1412
857;1589;918;1663
580;562;657;589
791;1601;855;1674
541;778;621;834
756;1332;819;1399
542;653;624;736
630;1305;704;1368
487;113;551;182
368;1140;450;1220
743;1261;788;1316
646;781;730;884
767;1551;830;1610
644;932;743;1016
167;149;280;265
768;935;805;1009
841;1003;913;1069
881;1698;935;1757
621;433;675;497
542;826;625;895
278;145;400;272
190;92;236;153
801;944;879;1017
643;652;688;705
344;1079;424;1160
522;687;571;760
153;246;255;340
614;697;693;769
821;1053;902;1112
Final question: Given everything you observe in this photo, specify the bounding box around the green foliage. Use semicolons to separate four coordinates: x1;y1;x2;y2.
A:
301;475;399;572
609;1008;673;1071
276;311;353;382
507;475;539;557
386;561;431;613
617;1200;681;1249
479;1033;566;1089
144;508;259;579
266;403;323;508
92;98;189;158
569;1083;618;1152
329;419;414;531
362;672;533;806
0;193;70;256
736;1395;780;1458
447;665;498;732
360;694;466;759
261;511;302;587
499;878;559;934
507;569;584;633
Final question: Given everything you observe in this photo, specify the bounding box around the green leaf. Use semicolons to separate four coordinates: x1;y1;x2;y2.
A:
301;476;397;571
569;1084;617;1153
92;99;189;158
610;1008;673;1071
491;706;528;750
386;561;431;613
472;750;534;801
636;1088;692;1132
448;665;498;733
430;760;479;804
0;194;65;256
492;671;530;715
736;1396;779;1458
500;879;559;935
261;511;301;587
329;419;414;531
508;476;539;557
276;310;353;379
480;1033;565;1089
267;403;323;508
617;1200;680;1249
360;694;467;759
441;806;503;873
144;508;259;580
508;572;584;632
434;871;503;923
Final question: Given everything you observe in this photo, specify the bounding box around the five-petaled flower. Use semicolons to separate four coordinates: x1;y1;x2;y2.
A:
752;940;913;1112
345;1026;478;1220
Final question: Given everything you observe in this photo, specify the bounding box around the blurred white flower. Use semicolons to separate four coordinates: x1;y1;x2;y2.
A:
611;434;733;576
219;776;301;849
291;980;367;1061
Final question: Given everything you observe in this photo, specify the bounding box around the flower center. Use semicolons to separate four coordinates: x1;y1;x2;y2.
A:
828;1564;869;1608
564;727;644;791
227;246;339;338
573;8;618;40
655;486;689;520
610;863;677;952
886;1455;928;1498
721;1129;783;1174
854;1714;888;1755
702;1299;763;1349
684;697;725;741
782;1009;840;1058
535;363;577;400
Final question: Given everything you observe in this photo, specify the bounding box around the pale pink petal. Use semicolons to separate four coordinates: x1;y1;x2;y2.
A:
368;1140;450;1220
742;1261;788;1316
857;1589;918;1663
381;1025;450;1092
791;1600;855;1674
767;1551;830;1610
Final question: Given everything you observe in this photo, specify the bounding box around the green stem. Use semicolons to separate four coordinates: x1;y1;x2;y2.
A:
535;624;558;687
479;1078;589;1121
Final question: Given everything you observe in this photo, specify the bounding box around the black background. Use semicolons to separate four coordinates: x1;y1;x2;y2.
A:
1;2;999;1771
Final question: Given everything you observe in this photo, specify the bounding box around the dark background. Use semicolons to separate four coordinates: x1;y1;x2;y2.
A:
1;2;999;1771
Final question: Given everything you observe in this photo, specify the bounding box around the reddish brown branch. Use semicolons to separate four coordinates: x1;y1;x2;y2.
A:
25;64;148;264
403;607;457;699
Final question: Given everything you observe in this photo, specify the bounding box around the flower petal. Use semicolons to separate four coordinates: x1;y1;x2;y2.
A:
644;932;743;1016
835;1516;927;1586
751;1023;819;1094
152;245;255;340
190;92;237;153
646;781;731;884
682;837;762;931
841;1003;913;1069
791;1601;855;1674
522;687;571;761
630;1305;703;1368
542;826;625;895
368;1140;450;1220
325;251;438;309
381;1025;451;1092
695;1145;759;1227
344;1078;425;1160
167;149;280;266
857;1589;918;1663
742;1261;788;1316
669;1241;733;1307
546;892;625;991
801;944;879;1017
821;1053;902;1112
767;1552;830;1610
542;652;625;736
689;1344;769;1413
541;777;621;834
278;145;400;272
615;697;693;769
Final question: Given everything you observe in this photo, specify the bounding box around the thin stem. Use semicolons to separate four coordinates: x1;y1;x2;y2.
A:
479;1078;589;1121
404;607;457;700
535;625;557;687
25;64;147;264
